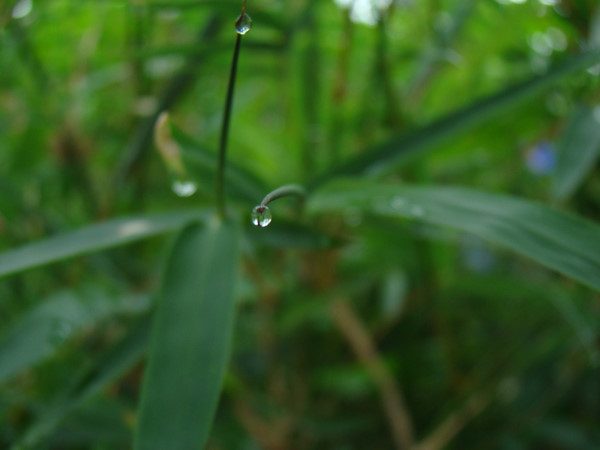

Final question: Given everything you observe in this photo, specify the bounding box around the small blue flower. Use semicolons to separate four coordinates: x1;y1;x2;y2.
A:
526;141;556;175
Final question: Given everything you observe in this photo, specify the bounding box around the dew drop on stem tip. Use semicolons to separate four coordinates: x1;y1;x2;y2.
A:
235;13;252;35
172;179;197;197
251;205;272;228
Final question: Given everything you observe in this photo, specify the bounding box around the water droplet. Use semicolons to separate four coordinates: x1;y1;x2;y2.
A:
529;31;553;56
546;27;567;52
411;206;425;217
172;180;197;197
588;63;600;76
251;205;272;228
235;13;252;35
12;0;32;19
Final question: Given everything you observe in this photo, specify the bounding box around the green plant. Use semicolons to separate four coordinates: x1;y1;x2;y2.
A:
2;1;600;449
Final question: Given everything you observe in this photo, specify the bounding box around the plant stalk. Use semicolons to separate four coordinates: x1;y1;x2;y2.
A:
217;33;243;219
260;184;306;207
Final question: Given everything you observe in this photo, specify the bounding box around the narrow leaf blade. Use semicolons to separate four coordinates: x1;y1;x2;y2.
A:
312;49;600;185
16;317;151;449
0;211;207;278
553;106;600;200
134;218;241;449
0;289;149;385
308;181;600;291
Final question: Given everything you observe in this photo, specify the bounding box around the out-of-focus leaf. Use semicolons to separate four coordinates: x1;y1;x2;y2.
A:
15;318;151;449
300;416;377;440
531;419;597;450
46;400;131;448
0;288;149;385
113;16;222;186
139;41;284;60
546;288;598;364
406;0;476;102
46;399;132;448
134;218;241;450
445;274;598;363
312;49;600;185
146;1;287;31
308;180;600;291
0;211;207;278
380;269;409;320
0;0;19;28
172;125;268;203
553;106;600;200
590;7;600;48
245;218;338;249
313;365;375;400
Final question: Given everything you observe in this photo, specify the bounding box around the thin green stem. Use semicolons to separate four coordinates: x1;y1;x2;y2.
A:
217;33;243;219
260;184;306;207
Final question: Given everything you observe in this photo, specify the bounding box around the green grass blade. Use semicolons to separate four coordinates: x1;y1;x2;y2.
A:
308;180;600;291
553;106;600;201
0;211;207;278
15;317;151;449
0;288;149;385
134;218;241;450
311;49;600;186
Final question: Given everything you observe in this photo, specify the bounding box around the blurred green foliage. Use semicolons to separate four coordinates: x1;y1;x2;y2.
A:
1;0;600;448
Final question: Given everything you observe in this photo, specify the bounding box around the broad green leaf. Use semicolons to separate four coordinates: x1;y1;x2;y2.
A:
312;49;600;185
308;180;600;291
134;218;241;450
15;318;151;449
553;106;600;201
0;288;149;385
0;211;207;278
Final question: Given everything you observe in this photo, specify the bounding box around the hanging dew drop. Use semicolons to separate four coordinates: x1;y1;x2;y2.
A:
251;205;272;228
235;13;252;35
172;179;197;197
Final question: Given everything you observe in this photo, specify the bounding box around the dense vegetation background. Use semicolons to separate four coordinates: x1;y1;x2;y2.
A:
1;0;600;448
